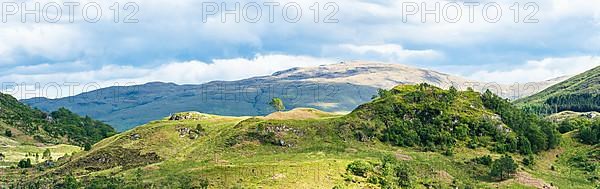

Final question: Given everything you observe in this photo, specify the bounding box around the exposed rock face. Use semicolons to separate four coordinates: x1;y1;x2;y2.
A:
169;112;210;121
129;133;141;140
56;146;161;174
175;126;201;139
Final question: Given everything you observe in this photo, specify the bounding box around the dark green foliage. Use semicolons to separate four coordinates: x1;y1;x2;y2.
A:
49;108;117;145
373;88;393;99
558;118;591;133
84;143;92;151
568;148;599;173
195;124;206;134
347;84;500;151
197;177;209;189
59;175;81;189
523;155;535;166
0;93;117;145
346;84;560;155
516;65;600;114
43;149;51;160
4;129;12;137
471;155;492;166
544;94;600;113
17;158;32;168
489;155;517;181
344;155;413;188
578;119;600;145
347;160;372;177
481;90;561;154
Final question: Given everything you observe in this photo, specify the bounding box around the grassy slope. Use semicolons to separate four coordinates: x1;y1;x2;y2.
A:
515;65;600;105
39;107;597;188
526;132;597;189
0;136;81;166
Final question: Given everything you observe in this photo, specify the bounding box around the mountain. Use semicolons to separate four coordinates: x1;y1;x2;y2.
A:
23;61;563;131
14;84;586;189
0;92;116;146
515;65;600;114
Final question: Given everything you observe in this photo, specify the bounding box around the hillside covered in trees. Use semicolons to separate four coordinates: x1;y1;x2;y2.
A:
516;65;600;114
0;92;116;146
346;84;561;155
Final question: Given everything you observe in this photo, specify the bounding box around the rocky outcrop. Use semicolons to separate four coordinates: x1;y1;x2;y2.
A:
169;112;210;121
57;146;161;174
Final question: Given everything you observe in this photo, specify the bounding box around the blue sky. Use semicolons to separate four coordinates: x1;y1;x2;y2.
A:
1;0;600;98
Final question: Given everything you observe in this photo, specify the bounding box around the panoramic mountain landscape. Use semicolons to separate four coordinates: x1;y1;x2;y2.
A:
23;61;564;131
2;0;600;188
0;64;599;188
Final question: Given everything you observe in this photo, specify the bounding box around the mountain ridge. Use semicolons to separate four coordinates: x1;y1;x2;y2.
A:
22;61;565;131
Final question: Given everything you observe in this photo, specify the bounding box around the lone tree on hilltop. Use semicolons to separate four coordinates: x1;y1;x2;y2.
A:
269;97;285;112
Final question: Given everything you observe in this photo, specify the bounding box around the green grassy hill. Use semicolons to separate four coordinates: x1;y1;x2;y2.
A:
10;84;598;188
516;66;600;114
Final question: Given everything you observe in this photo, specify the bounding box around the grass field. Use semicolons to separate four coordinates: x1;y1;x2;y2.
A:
0;136;81;167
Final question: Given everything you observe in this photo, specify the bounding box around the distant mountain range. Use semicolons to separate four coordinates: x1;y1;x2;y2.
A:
22;61;566;131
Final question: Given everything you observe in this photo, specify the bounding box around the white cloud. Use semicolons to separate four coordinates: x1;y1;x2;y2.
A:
336;44;442;63
469;56;600;83
0;24;84;64
0;54;337;99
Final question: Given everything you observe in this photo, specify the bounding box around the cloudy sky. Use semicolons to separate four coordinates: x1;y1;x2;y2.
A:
1;0;600;98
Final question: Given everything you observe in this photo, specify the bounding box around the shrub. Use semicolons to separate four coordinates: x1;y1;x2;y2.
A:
195;124;206;134
84;143;92;151
347;160;372;177
18;158;32;168
61;175;81;189
523;155;535;166
4;129;12;137
472;155;492;166
42;149;51;160
578;119;600;145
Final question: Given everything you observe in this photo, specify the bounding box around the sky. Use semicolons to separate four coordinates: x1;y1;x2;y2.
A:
1;0;600;99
